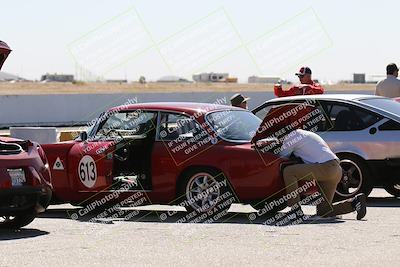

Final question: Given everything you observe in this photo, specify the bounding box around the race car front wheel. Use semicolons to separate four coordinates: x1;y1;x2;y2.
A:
0;209;37;229
335;154;373;200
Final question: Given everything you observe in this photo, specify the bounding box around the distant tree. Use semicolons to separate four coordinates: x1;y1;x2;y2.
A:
139;76;146;84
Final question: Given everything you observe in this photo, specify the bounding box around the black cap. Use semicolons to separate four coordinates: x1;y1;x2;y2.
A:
295;66;312;76
386;63;399;75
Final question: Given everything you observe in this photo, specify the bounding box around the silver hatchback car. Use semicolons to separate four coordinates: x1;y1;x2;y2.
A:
253;94;400;199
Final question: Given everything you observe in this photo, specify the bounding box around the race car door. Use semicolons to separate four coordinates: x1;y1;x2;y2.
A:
68;109;158;193
68;139;115;193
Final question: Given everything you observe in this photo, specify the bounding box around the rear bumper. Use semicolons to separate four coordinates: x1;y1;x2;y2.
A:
0;185;52;216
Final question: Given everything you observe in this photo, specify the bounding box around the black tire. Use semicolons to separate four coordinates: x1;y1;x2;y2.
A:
384;183;400;198
0;209;37;229
335;154;373;200
177;168;235;218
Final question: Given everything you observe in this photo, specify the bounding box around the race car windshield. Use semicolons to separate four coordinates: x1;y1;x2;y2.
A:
360;98;400;117
206;110;261;142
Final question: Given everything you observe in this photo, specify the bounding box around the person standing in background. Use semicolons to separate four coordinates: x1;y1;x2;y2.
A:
375;63;400;98
274;67;324;97
230;93;250;109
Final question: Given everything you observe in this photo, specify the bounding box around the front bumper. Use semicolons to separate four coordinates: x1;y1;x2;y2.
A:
0;185;52;216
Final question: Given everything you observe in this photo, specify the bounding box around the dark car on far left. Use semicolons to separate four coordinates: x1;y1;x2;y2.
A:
0;42;52;229
0;138;52;229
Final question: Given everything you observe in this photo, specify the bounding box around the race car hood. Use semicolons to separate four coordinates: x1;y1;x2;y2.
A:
0;40;12;70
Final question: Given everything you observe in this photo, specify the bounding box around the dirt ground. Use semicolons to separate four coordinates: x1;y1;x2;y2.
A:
0;82;376;95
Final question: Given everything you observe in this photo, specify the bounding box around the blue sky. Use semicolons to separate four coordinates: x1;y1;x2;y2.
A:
2;0;398;82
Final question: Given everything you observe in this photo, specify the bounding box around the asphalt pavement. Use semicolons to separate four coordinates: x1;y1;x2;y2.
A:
1;189;399;267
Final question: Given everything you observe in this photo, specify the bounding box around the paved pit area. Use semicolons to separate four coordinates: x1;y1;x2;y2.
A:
1;189;399;266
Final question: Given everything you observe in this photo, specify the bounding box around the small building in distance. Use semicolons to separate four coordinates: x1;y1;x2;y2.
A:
353;73;366;84
0;71;27;82
106;79;127;83
193;72;229;82
41;73;74;82
157;75;191;83
248;76;281;84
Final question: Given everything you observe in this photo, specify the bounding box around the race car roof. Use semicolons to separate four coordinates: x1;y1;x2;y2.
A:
109;102;242;115
265;94;383;103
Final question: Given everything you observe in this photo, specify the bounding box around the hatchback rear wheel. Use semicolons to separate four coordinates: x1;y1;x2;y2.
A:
335;155;373;200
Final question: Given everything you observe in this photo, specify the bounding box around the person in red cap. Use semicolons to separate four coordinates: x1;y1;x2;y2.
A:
274;67;324;97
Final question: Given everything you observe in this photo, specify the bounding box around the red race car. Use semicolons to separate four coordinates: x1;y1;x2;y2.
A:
0;138;52;228
43;102;315;216
0;41;52;229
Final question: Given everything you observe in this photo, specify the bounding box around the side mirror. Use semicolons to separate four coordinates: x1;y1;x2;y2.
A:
80;131;88;141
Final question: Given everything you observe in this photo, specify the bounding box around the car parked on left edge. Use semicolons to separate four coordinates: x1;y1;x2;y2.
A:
0;138;52;229
0;41;52;229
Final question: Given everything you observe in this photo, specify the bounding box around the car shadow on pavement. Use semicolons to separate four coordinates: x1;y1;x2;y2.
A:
367;196;400;207
40;208;344;226
0;229;49;241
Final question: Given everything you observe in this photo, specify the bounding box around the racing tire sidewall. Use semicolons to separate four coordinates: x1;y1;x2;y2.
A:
178;168;234;218
334;154;373;201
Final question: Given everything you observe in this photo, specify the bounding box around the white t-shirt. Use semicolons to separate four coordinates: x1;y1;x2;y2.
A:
279;129;338;164
375;75;400;98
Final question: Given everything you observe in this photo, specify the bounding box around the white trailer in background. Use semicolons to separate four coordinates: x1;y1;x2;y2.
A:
248;76;280;84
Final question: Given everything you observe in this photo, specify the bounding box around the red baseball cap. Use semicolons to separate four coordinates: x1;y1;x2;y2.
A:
295;66;312;76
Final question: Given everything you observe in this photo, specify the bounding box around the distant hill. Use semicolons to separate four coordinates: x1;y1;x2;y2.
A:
0;71;27;81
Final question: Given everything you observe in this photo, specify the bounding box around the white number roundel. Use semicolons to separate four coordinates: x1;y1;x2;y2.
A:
78;155;97;188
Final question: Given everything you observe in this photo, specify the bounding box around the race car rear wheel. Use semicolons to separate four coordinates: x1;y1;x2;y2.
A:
0;209;37;229
335;154;373;200
384;183;400;198
178;168;234;215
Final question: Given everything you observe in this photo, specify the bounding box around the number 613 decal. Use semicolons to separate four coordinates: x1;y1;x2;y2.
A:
78;155;97;188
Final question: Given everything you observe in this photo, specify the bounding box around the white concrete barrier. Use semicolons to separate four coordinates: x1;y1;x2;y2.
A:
10;127;58;144
0;91;373;128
